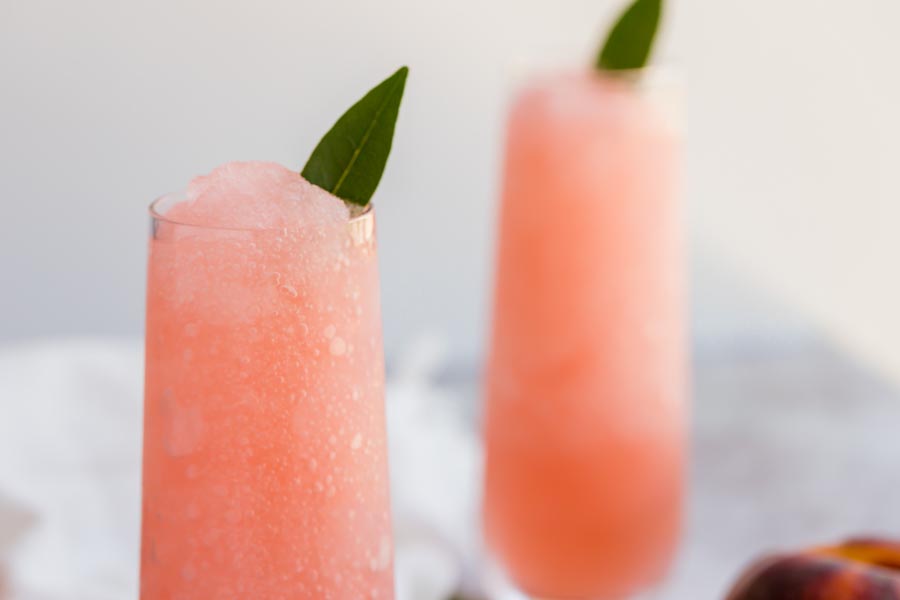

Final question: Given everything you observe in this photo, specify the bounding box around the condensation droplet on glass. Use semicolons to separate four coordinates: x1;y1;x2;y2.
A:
376;535;391;570
329;337;346;356
324;324;336;339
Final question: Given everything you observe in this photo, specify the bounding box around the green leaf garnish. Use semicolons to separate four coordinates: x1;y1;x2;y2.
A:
302;66;408;207
596;0;662;72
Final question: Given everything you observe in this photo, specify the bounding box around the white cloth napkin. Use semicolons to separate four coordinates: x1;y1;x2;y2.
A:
386;335;483;600
0;340;143;600
0;337;482;600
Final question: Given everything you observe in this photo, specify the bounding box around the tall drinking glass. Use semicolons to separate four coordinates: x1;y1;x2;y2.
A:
483;70;686;599
141;196;393;598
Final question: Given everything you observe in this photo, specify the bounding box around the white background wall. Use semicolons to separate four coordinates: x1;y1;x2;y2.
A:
2;0;899;375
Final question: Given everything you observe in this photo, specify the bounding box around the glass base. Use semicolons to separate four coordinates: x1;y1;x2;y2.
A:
524;590;662;600
481;559;665;600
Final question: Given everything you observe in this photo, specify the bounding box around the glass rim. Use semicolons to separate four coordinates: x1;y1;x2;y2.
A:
569;64;681;87
510;64;679;92
592;64;678;77
148;192;374;233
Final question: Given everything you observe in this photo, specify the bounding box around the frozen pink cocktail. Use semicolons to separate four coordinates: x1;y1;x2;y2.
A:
142;162;393;599
484;71;686;599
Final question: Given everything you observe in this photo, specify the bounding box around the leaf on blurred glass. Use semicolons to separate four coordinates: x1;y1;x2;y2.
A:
596;0;662;72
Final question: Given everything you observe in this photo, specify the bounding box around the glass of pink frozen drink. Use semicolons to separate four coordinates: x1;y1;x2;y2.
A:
142;162;393;599
483;69;686;599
